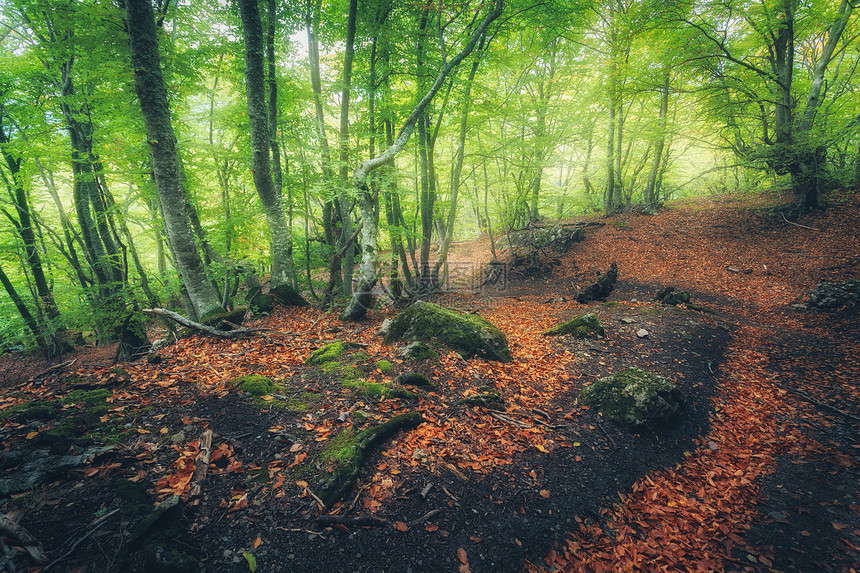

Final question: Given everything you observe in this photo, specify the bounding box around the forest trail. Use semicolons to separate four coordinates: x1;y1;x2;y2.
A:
1;193;858;573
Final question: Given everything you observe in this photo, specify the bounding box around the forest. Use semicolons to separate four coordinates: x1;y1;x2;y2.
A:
0;0;859;572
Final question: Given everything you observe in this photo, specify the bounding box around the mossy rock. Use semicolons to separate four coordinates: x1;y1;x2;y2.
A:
229;374;274;396
342;379;418;401
458;387;503;409
394;372;435;390
576;262;619;303
399;341;438;361
271;283;308;307
383;301;511;362
542;313;605;338
249;293;275;316
578;367;686;431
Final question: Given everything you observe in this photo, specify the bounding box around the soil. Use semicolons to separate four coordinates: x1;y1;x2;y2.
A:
1;194;858;573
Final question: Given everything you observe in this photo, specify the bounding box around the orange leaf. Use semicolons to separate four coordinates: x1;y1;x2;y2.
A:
394;521;409;532
253;536;262;548
540;489;550;498
457;547;468;564
425;524;439;532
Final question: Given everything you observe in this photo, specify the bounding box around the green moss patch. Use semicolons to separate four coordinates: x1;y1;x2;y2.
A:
229;374;274;396
542;313;605;338
316;413;423;507
375;360;392;374
394;372;435;390
306;341;362;366
578;367;686;431
383;301;511;362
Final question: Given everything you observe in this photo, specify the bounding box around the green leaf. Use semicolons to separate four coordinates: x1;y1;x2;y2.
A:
243;552;257;572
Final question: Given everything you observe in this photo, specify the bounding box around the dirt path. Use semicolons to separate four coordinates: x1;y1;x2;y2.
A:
0;194;857;573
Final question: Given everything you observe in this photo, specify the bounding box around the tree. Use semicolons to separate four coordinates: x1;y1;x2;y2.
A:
125;0;223;320
343;0;505;321
237;0;295;287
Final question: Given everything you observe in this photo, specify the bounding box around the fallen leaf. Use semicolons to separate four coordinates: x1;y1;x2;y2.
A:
540;489;550;498
394;521;409;532
253;536;262;548
457;547;468;564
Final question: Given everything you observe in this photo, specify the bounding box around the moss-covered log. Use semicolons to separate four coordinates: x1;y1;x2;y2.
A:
316;412;423;507
576;262;619;303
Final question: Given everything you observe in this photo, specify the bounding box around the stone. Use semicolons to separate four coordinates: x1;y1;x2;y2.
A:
378;318;392;336
636;329;650;338
807;280;859;311
620;317;636;324
542;313;605;338
384;301;511;362
271;283;308;307
399;341;438;361
578;367;686;430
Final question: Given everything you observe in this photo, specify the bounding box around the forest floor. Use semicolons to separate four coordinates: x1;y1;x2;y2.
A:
1;191;859;573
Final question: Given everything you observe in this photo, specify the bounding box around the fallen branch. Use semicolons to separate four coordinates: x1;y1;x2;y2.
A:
42;509;120;572
188;429;213;505
489;411;532;429
781;213;820;231
141;308;266;339
407;508;442;527
773;382;860;424
31;359;77;381
0;513;47;563
316;514;392;528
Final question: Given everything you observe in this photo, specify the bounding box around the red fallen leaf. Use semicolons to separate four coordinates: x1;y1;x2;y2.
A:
469;535;483;543
253;536;262;548
394;521;409;532
425;524;439;532
333;523;349;533
457;547;468;564
539;489;550;498
832;522;848;531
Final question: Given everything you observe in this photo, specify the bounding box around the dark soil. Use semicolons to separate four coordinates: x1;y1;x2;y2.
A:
1;197;858;573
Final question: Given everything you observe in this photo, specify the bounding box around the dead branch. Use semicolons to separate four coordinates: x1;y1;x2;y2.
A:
31;359;77;381
188;429;213;505
407;508;442;527
141;308;266;339
42;509;120;572
781;213;820;231
0;513;47;563
489;411;532;429
773;382;860;424
316;514;392;528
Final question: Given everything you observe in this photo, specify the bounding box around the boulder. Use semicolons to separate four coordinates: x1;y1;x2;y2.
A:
808;280;859;311
399;341;438;361
542;312;604;338
578;367;685;430
271;283;308;307
383;301;511;362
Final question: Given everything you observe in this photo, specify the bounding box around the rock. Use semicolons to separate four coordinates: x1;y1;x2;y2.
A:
807;280;859;311
542;313;605;338
377;318;392;336
384;301;511;362
399;341;438;360
636;329;650;338
726;266;741;273
578;367;686;430
620;317;636;324
249;293;274;316
271;283;309;307
394;372;435;390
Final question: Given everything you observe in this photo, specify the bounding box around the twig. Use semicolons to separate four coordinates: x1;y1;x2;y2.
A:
781;213;820;231
276;526;326;537
42;509;120;572
306;488;327;512
489;411;532;429
773;382;860;424
597;422;617;450
407;508;442;527
141;308;265;339
31;359;77;381
316;514;392;528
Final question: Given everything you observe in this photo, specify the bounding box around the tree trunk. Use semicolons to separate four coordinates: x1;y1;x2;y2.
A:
125;0;222;320
0;262;47;352
342;0;505;320
237;0;295;287
644;66;670;212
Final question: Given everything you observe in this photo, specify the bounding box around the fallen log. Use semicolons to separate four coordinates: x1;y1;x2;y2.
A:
188;429;213;505
142;308;266;339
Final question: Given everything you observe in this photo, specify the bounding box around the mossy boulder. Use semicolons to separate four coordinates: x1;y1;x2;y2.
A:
383;301;511;362
542;313;605;338
458;386;503;409
399;341;438;361
271;283;309;307
229;374;274;396
579;367;686;431
394;372;435;390
249;293;275;316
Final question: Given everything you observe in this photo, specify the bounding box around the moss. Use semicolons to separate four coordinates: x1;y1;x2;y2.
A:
249;293;274;316
394;372;435;390
458;388;503;409
271;283;309;307
400;341;439;361
0;400;60;422
229;375;274;396
342;379;418;401
383;301;511;362
287;392;320;412
542;313;605;338
316;412;423;506
375;360;393;374
307;341;354;366
62;388;113;406
579;367;686;431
